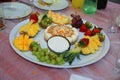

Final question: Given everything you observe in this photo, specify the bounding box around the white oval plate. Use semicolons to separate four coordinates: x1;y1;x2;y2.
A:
9;19;110;68
33;0;69;10
0;2;32;19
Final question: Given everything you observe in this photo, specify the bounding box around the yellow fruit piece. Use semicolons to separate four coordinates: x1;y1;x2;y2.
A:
81;34;102;55
91;35;102;46
13;34;33;51
47;10;70;25
20;21;40;37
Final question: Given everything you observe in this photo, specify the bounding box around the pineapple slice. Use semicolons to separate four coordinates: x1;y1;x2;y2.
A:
81;34;102;55
20;21;40;37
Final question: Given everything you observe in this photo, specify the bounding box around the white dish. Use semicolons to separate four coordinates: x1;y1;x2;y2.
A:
9;19;110;68
0;2;32;19
33;0;69;10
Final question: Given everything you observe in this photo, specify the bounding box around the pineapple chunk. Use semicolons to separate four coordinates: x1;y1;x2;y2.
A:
81;34;102;55
20;21;40;37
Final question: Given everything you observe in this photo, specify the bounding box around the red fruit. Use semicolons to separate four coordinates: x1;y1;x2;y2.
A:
92;27;102;35
93;28;100;33
30;13;38;23
79;38;89;47
79;24;88;32
84;29;92;36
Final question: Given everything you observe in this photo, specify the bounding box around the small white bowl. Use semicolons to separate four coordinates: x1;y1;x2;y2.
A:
47;36;70;53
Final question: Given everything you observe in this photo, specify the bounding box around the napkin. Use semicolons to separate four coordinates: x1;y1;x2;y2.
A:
70;74;93;80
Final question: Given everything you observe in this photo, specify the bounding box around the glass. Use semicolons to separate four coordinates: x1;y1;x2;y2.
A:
82;0;98;14
114;51;120;74
107;8;120;33
72;0;84;9
0;3;6;30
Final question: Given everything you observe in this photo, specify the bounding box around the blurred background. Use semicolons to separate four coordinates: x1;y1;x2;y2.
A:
109;0;120;4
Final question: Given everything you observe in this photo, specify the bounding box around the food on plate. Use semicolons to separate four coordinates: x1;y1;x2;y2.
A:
38;11;52;29
92;27;102;35
19;20;40;37
20;12;40;37
71;13;83;28
40;15;52;29
47;10;71;25
85;21;93;29
30;41;65;65
78;38;89;47
30;12;39;23
79;24;88;32
13;33;33;51
38;0;53;6
98;33;105;42
47;36;70;53
76;34;102;55
12;11;106;66
62;47;81;65
42;0;53;4
44;24;79;44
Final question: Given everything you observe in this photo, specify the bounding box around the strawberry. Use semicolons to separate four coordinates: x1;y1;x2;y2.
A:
79;24;88;32
30;13;38;23
79;38;89;47
92;27;102;35
84;29;92;36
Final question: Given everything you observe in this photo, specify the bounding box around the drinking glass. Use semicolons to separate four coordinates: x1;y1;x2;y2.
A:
107;8;120;33
114;51;120;74
0;3;6;30
82;0;98;14
72;0;84;9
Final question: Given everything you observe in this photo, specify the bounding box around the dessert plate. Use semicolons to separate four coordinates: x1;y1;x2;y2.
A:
33;0;69;10
0;2;32;19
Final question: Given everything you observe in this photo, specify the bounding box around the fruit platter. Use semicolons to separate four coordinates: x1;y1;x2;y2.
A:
9;11;110;68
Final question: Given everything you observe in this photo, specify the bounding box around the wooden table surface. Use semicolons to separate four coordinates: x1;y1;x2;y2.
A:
0;0;120;80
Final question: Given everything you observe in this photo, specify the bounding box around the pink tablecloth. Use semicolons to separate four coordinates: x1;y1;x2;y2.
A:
0;1;120;80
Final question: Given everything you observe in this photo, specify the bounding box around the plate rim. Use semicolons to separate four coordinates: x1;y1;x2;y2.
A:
1;2;32;19
33;0;69;10
9;19;110;68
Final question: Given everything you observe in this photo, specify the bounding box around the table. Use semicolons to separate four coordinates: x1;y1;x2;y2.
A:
0;0;120;80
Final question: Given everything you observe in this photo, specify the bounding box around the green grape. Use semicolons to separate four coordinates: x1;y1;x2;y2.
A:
46;59;51;64
32;46;38;51
35;52;41;59
49;52;54;57
51;59;56;64
59;60;65;65
38;47;42;52
40;57;45;62
31;41;66;65
45;55;49;61
56;57;61;63
42;48;49;54
32;51;36;55
41;52;45;56
56;56;65;65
